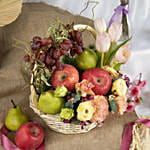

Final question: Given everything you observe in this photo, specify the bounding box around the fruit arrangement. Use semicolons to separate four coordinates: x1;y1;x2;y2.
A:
0;100;44;150
21;17;146;134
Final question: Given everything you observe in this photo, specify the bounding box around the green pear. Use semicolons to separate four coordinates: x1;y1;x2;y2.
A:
76;48;98;70
38;90;64;114
5;100;28;131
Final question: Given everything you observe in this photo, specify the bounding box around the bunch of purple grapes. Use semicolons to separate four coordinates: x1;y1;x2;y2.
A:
24;25;83;71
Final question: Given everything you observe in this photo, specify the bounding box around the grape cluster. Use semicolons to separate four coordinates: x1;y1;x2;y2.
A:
24;24;84;71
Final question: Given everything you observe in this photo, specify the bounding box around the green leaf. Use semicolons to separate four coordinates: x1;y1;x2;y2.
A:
88;44;96;50
64;101;74;109
109;100;118;112
74;92;81;102
114;63;121;71
95;50;101;68
139;97;143;102
16;41;21;45
41;74;51;86
62;55;77;67
70;91;81;103
71;120;79;125
105;37;131;65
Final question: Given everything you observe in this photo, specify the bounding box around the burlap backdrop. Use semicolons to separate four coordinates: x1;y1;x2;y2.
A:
0;3;137;150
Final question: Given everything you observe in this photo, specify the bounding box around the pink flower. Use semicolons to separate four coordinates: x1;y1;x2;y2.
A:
115;44;131;63
139;80;147;88
130;86;141;98
94;18;107;33
126;102;135;113
133;79;146;88
134;97;140;106
91;96;109;123
108;22;122;42
96;32;111;52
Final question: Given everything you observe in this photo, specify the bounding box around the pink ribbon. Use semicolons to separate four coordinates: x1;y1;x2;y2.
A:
121;119;150;150
0;124;45;150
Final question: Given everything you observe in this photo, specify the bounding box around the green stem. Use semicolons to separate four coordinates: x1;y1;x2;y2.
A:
104;42;114;65
101;52;104;67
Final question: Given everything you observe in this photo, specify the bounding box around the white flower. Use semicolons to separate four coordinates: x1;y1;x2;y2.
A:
108;22;122;42
96;32;111;52
94;18;107;33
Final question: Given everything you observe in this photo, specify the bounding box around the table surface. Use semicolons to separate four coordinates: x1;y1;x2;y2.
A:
0;3;138;150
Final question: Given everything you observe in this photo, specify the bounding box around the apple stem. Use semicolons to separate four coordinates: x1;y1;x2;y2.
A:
11;100;17;108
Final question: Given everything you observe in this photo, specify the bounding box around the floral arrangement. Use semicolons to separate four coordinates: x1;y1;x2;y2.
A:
21;12;146;128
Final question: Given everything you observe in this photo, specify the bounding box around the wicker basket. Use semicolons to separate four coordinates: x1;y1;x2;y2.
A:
0;0;22;27
29;25;102;134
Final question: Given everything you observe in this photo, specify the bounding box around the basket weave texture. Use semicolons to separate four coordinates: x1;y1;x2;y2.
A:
30;75;100;134
0;0;22;27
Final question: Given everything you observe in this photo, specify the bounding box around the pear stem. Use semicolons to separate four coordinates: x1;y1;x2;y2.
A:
11;100;17;108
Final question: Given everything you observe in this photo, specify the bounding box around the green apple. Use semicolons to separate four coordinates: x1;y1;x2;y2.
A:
76;48;98;70
38;90;64;114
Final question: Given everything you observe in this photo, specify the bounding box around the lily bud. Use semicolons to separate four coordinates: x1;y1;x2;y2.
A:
96;32;111;53
94;18;107;33
115;44;131;63
108;22;122;42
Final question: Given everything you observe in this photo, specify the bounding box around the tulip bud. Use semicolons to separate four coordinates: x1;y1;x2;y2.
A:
96;32;111;53
115;44;131;63
108;22;122;42
94;18;107;33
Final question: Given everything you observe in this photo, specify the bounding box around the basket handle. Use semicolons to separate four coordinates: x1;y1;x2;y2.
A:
30;74;38;109
73;24;97;39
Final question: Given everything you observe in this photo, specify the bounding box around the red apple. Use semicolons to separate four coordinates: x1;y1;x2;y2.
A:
15;122;44;150
82;68;112;95
52;64;79;91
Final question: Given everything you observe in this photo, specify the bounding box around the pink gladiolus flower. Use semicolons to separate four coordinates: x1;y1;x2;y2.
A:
108;22;122;42
115;44;131;63
130;86;141;98
94;18;107;33
126;102;135;113
96;32;111;52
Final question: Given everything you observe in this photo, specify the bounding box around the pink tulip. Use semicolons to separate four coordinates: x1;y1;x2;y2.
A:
94;18;107;33
115;44;131;63
108;22;122;42
96;32;111;53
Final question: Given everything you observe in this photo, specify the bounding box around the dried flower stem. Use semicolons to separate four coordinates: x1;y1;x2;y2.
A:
80;0;99;32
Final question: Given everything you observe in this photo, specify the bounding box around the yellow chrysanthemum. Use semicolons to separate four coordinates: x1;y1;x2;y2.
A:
102;65;119;78
112;78;127;97
77;101;95;122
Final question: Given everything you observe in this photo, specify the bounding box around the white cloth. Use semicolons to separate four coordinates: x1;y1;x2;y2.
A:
23;0;150;117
